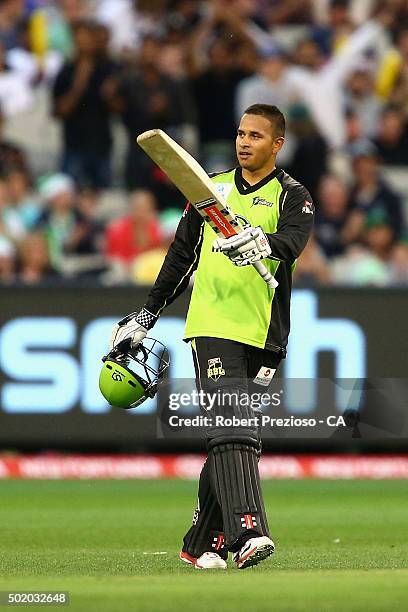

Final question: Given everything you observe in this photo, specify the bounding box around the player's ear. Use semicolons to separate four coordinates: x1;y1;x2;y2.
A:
273;136;285;155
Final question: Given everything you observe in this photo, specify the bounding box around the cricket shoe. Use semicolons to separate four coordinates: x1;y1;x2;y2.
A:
179;551;227;569
233;536;275;569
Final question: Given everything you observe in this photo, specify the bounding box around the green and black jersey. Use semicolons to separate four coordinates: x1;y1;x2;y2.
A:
144;167;314;355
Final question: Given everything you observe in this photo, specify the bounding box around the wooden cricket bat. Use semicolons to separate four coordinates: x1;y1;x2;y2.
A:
137;129;278;289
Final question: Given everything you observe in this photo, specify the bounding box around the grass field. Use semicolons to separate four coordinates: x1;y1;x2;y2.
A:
0;479;407;611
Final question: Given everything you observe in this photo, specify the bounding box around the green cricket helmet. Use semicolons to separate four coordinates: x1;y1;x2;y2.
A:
99;337;169;409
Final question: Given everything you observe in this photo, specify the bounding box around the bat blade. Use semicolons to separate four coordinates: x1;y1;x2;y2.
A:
137;129;278;288
137;129;239;238
137;129;216;206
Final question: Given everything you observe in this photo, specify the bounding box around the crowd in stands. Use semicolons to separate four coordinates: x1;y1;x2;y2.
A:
0;0;408;287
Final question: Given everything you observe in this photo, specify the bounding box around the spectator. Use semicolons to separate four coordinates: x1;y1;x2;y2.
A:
95;0;158;58
6;14;64;85
330;243;390;286
0;106;28;173
35;173;98;270
344;108;368;157
0;0;405;290
52;19;120;189
344;66;383;138
390;241;408;285
331;198;405;287
267;0;312;25
191;35;248;170
131;247;168;285
293;234;332;286
343;144;404;245
186;8;255;170
364;208;397;263
45;0;90;60
287;18;385;149
119;35;196;195
105;189;163;270
376;0;408;37
5;167;41;230
76;185;105;254
158;41;187;80
163;0;202;42
312;0;353;58
286;103;328;198
17;231;57;285
314;174;350;257
0;175;25;242
373;106;408;166
387;27;408;117
232;38;259;75
0;40;33;116
0;0;25;51
235;47;299;124
0;234;15;283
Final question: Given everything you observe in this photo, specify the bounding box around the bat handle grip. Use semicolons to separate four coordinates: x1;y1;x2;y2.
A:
254;261;279;289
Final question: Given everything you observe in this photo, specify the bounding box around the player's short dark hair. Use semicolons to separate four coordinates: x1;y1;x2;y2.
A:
244;104;285;138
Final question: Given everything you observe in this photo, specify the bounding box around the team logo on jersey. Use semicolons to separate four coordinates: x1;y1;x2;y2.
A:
302;200;314;214
207;357;225;381
252;196;274;208
214;183;233;201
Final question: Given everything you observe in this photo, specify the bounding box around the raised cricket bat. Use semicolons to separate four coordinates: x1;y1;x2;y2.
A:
137;129;278;289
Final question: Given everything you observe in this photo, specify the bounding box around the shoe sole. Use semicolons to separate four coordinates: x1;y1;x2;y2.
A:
179;552;226;570
237;542;275;569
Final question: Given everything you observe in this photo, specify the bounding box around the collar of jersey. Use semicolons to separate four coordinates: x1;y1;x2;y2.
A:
235;167;282;195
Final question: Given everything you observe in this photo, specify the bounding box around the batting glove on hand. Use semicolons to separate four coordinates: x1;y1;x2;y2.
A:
109;308;157;351
212;225;272;267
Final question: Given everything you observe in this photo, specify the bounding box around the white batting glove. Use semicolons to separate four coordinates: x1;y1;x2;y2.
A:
212;226;272;267
109;308;157;351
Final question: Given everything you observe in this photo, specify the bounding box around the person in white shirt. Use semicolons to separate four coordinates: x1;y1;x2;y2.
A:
0;41;33;117
287;19;386;149
235;47;299;123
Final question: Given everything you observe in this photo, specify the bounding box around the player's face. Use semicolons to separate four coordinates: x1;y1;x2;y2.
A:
236;114;284;172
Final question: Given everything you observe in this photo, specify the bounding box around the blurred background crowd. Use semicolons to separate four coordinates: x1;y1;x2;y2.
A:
0;0;408;287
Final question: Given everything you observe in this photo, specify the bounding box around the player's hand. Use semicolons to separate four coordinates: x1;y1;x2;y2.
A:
212;225;272;267
109;309;157;351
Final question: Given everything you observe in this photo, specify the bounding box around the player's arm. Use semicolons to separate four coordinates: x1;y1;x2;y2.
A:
144;202;204;315
266;185;314;263
110;203;204;350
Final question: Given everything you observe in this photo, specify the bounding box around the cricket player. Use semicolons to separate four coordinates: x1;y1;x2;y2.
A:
110;104;314;569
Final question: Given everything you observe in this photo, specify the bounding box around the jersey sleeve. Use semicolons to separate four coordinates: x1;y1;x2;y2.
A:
266;184;314;263
143;202;204;321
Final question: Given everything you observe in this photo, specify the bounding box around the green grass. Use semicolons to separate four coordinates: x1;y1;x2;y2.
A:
0;480;407;611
